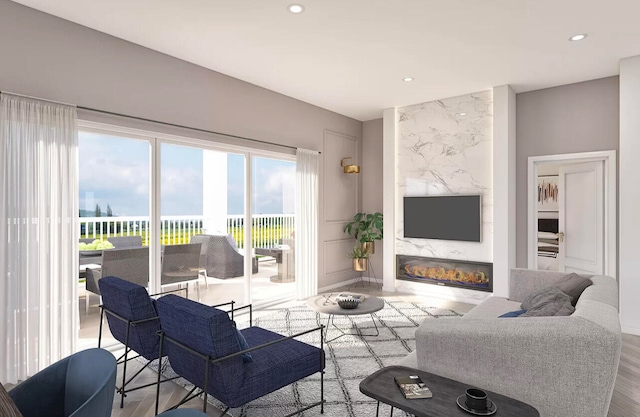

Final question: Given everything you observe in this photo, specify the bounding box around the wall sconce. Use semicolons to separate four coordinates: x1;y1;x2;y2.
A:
341;157;360;174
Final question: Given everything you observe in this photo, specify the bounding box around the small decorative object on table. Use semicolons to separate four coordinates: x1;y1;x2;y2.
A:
394;375;433;399
456;388;497;416
337;296;359;309
335;293;365;302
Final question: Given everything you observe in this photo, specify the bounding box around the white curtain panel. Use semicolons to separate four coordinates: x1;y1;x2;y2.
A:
295;149;320;300
0;93;78;383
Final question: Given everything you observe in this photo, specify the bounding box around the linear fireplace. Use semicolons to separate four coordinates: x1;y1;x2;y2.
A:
397;255;493;292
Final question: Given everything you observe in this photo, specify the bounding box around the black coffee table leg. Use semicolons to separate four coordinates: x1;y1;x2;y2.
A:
324;313;380;342
355;313;380;337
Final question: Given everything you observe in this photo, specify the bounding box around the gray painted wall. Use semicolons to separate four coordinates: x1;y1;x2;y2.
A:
362;119;384;277
516;76;619;267
0;0;362;288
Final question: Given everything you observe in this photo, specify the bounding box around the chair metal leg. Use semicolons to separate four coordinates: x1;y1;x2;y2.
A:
121;324;132;408
320;365;325;413
98;307;104;348
200;270;209;289
155;333;165;416
203;357;210;413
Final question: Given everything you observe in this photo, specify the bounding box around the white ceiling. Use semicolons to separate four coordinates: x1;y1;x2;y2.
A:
11;0;640;121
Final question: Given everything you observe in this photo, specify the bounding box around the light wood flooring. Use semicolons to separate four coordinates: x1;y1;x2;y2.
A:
81;282;640;417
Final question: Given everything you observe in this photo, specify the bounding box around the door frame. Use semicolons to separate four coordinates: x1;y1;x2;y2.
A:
527;150;617;278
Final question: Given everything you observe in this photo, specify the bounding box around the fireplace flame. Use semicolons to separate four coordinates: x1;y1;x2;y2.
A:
403;265;488;284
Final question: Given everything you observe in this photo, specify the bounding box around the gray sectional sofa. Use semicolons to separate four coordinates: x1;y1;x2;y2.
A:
399;268;621;417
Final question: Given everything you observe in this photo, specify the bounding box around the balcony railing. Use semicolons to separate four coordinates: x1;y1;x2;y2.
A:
79;214;295;249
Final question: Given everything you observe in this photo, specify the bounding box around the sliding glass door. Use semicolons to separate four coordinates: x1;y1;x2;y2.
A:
250;155;296;304
158;142;247;305
77;130;151;349
77;124;298;335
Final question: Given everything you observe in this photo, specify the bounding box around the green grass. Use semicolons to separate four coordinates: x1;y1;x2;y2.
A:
82;226;294;248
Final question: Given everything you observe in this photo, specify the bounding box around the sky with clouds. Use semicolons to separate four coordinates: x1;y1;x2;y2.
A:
79;132;294;217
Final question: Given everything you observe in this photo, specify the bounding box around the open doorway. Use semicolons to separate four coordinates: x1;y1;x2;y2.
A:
527;150;617;277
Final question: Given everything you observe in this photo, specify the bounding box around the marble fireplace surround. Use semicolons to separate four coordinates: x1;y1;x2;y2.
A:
391;90;494;303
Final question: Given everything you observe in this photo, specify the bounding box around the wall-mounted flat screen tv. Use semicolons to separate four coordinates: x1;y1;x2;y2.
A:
403;195;481;242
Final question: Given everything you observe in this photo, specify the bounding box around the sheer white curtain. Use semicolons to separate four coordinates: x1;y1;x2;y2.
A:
295;149;320;300
0;93;78;383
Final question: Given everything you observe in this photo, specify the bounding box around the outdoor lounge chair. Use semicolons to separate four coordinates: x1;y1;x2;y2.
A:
8;348;116;417
161;243;202;300
154;294;325;416
85;246;149;313
190;234;257;280
109;235;143;248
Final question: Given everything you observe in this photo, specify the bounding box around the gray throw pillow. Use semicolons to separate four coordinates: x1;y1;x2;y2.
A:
0;384;23;417
520;286;575;317
554;273;592;306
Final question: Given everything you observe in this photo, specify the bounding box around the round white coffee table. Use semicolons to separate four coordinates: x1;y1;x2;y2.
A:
307;293;385;342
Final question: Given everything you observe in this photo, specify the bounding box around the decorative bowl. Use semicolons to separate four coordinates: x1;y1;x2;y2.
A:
337;297;359;309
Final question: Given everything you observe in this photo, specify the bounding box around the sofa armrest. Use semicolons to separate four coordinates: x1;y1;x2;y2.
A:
415;314;620;417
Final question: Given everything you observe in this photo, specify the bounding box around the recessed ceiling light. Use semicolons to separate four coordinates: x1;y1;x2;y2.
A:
403;77;414;82
569;33;587;42
458;112;467;116
288;4;305;13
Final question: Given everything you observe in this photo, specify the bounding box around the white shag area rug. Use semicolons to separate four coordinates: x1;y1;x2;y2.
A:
156;298;462;417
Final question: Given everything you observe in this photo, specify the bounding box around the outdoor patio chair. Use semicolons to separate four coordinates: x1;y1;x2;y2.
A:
154;294;325;416
7;348;116;417
79;235;142;247
85;246;150;313
98;276;181;408
161;243;202;300
109;235;143;248
191;234;257;280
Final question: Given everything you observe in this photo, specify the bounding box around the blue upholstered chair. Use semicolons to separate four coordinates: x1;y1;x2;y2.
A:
154;294;325;416
8;348;116;417
98;276;179;408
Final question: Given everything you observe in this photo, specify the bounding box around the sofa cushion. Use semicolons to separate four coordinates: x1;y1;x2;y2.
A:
555;273;593;306
521;286;575;317
462;297;522;319
0;384;24;417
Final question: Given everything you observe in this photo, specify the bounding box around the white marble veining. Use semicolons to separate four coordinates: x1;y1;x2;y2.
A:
396;90;493;271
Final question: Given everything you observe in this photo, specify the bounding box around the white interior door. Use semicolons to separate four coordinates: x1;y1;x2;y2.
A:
558;161;604;274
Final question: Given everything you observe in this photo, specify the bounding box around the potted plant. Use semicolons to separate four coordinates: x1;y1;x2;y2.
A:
349;245;370;271
343;212;383;254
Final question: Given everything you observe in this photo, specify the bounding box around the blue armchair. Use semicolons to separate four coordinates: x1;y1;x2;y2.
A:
8;348;116;417
154;294;325;416
98;276;183;408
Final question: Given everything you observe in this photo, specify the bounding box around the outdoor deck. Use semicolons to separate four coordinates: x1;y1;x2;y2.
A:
79;254;295;351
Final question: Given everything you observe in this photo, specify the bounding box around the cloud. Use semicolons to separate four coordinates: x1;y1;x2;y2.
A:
253;164;295;214
79;133;203;216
